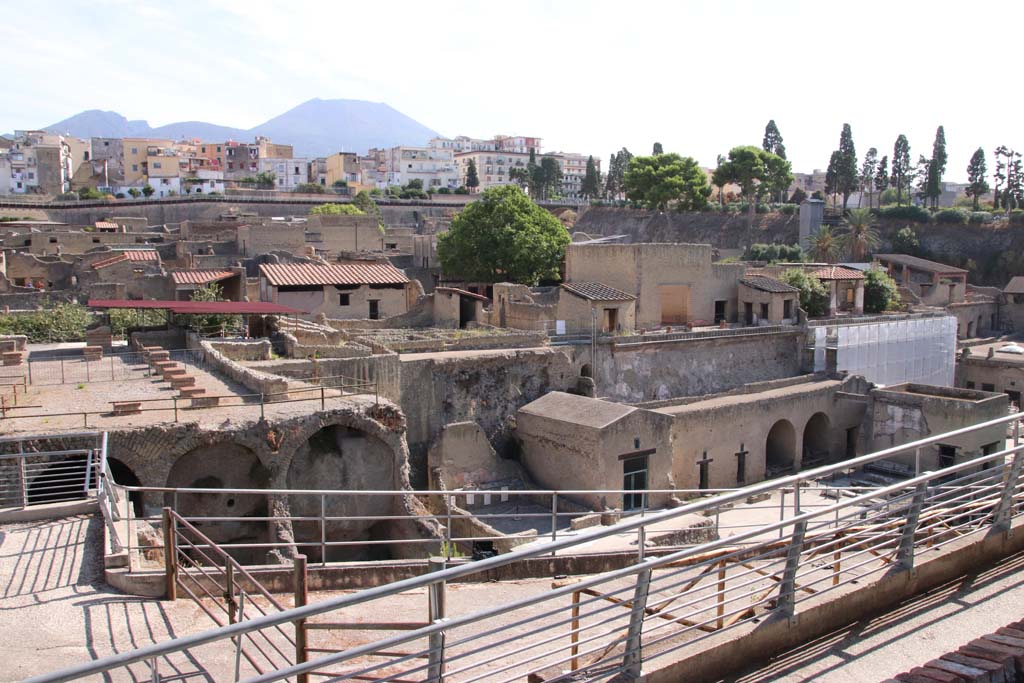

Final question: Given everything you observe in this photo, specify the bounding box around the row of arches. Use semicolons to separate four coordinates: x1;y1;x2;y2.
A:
765;411;834;474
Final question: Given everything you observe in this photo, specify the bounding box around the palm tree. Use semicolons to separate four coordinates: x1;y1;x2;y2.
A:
808;226;841;263
839;208;880;261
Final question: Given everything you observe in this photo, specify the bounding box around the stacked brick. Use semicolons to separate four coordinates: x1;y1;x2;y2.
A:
884;621;1024;683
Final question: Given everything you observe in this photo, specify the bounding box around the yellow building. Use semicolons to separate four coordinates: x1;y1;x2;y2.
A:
122;138;172;185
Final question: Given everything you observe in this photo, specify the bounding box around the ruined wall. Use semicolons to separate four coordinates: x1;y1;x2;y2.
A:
591;330;804;403
196;338;290;398
400;347;575;483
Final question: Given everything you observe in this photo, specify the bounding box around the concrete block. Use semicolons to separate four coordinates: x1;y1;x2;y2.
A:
191;396;220;408
939;652;1004;682
112;401;142;416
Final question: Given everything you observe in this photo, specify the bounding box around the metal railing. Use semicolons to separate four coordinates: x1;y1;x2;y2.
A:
18;348;204;386
28;413;1024;683
0;431;106;508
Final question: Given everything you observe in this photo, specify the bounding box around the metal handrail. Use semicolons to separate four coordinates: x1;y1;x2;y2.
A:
24;411;1024;683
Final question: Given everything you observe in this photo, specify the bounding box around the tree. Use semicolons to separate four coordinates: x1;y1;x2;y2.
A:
539;157;562;200
604;147;632;200
874;156;889;202
892;135;911;205
713;146;790;248
187;283;241;335
808;225;841;263
254;171;276;189
836;123;858;210
994;146;1008;210
965;148;989;210
623;153;712;211
141;184;154;197
762;119;786;159
780;269;830;318
892;226;921;256
352;190;383;227
824;150;841;207
465;159;480;192
652;142;664;155
859;148;878;208
436;185;569;285
294;183;325;194
309;202;364;216
863;268;900;313
789;187;808;204
929;125;947;209
839;208;879;261
763;153;794;206
127;187;141;198
581;156;601;199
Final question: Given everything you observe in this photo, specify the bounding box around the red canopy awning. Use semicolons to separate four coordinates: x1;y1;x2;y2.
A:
87;299;306;315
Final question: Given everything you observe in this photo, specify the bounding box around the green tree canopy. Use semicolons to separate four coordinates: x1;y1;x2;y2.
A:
839;208;879;261
762;119;786;159
892;226;921;256
713;146;791;247
309;202;365;216
892;134;911;205
836;123;858;209
808;226;841;263
436;185;569;285
652;142;664;154
581;156;601;199
624;153;712;211
780;269;829;318
465;159;480;190
965;148;989;210
863;268;900;314
352;189;384;228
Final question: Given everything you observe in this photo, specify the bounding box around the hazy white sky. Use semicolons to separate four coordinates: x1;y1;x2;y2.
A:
3;0;1020;181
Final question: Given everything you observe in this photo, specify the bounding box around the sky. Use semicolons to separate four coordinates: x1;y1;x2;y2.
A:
3;0;1021;182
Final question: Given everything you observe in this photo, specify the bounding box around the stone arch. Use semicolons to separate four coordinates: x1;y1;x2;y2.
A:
107;457;144;517
580;363;593;379
765;419;796;476
802;412;831;467
977;315;984;335
287;423;399;563
165;442;271;563
967;320;975;337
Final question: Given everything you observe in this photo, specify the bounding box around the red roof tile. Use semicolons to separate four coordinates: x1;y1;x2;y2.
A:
809;265;864;281
170;270;236;285
259;263;409;287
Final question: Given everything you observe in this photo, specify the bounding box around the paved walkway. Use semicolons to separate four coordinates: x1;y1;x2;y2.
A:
724;548;1024;682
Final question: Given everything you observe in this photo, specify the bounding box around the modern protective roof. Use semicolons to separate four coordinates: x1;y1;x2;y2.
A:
561;281;636;302
435;286;490;302
170;270;236;286
518;391;637;429
1004;277;1024;294
808;265;865;281
87;299;305;315
739;276;799;294
91;250;159;270
874;253;968;275
259;262;409;287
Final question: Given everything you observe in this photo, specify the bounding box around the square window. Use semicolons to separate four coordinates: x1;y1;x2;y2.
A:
339;293;350;306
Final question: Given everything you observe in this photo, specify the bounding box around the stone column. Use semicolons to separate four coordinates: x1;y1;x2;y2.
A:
854;282;864;314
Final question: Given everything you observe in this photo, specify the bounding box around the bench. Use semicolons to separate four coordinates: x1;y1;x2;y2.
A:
169;375;196;388
191;396;220;408
178;387;206;398
83;345;103;361
161;367;186;380
148;351;170;365
112;401;142;416
152;361;177;373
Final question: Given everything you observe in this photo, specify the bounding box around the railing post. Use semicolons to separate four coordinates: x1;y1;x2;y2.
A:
427;556;447;683
320;494;327;566
550;492;558;551
18;457;27;508
777;520;807;619
294;554;309;683
60;357;65;384
85;358;90;382
897;482;928;570
225;562;237;624
993;447;1024;533
110;353;115;381
622;566;652;678
172;396;178;423
716;560;727;629
320;385;325;410
570;589;581;671
260;393;265;420
162;507;178;601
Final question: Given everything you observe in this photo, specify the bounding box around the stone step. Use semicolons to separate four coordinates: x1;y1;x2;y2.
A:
190;396;220;408
178;387;206;398
169;375;196;388
111;401;142;416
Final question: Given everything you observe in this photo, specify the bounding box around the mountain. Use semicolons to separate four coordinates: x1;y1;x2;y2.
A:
41;98;440;157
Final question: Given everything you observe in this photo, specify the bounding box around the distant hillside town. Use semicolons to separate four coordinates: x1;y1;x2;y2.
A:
0;129;603;201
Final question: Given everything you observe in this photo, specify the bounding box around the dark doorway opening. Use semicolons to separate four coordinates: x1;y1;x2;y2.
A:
714;300;727;324
458;295;476;329
622;455;648;511
368;300;380;320
108;457;144;517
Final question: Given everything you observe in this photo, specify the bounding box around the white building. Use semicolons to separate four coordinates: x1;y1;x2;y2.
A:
259;157;309;190
381;146;460;190
0;131;73;195
183;169;225;195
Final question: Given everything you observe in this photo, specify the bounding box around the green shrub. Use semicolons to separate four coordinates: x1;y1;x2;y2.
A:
0;303;92;342
934;208;968;225
453;187;470;195
294;183;325;194
877;205;930;223
436;187;452;195
1010;210;1024;226
744;243;804;263
780;269;829;317
891;226;921;255
308;203;364;216
863;268;900;313
968;211;993;225
774;203;799;215
56;192;79;201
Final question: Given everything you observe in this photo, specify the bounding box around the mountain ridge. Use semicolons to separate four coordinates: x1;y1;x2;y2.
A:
40;98;441;157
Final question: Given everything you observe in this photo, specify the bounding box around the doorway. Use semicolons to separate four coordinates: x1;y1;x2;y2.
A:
622;455;648;511
744;302;754;325
458;295;476;329
1006;390;1021;412
602;307;618;333
368;300;380;320
714;300;727;324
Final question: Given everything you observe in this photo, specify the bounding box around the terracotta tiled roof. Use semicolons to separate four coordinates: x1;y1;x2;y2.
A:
1005;276;1024;294
809;265;864;281
561;281;636;301
259;262;409;287
739;276;799;294
170;270;235;285
94;221;118;230
91;250;159;270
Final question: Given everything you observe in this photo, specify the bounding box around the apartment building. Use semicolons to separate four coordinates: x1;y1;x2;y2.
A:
429;135;542;155
383;146;460;190
454;149;599;198
0;131;73;195
222;137;296;181
258;157;309;190
324;152;362;188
